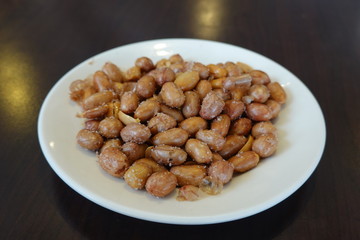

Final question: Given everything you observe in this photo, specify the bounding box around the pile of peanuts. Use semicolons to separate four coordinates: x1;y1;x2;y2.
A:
70;54;286;201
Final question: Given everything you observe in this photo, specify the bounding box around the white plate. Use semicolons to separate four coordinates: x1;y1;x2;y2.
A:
38;39;326;225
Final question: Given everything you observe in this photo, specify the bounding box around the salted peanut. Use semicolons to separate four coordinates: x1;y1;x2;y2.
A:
98;117;124;138
120;123;151;144
246;103;272;121
182;91;200;118
124;162;152;190
135;57;155;72
251;121;277;138
170;63;185;73
174;71;200;91
150;145;187;166
195;129;226;152
118;111;140;125
80;105;109;119
149;67;176;86
169;54;184;64
267;82;287;104
160;82;185;108
223;100;245;120
230;88;245;101
199;91;225;120
249;70;271;85
84;120;100;131
266;99;281;119
185;62;210;79
160;104;185;122
236;61;253;73
242;95;254;105
208;160;234;184
210;77;226;89
185;139;213;164
152;128;189;147
69;80;90;102
223;74;252;91
134;97;160;121
102;62;123;82
211;114;231;137
122;82;137;93
239;135;254;152
229;118;252;136
213;152;225;162
195;80;212;100
76;129;104;151
100;138;122;152
228;151;260;173
225;62;244;77
145;171;178;197
136;75;157;99
93;71;112;92
208;64;228;78
218;135;247;159
121;142;147;164
120;91;139;114
248;84;270;103
199;176;223;195
177;185;200;201
124;66;142;81
82;91;115;110
170;164;207;186
252;133;278;158
213;88;231;101
147;113;177;135
98;147;129;178
134;158;166;173
179;117;208;136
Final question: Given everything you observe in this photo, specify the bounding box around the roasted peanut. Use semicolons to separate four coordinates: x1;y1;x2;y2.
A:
248;84;270;103
124;162;152;190
195;129;226;152
251;121;277;138
199;176;223;195
134;158;166;173
152;128;189;147
174;71;200;91
211;114;231;137
121;142;147;164
169;54;184;64
179;117;208;136
176;185;200;201
150;145;187;166
246;103;272;121
160;82;185;108
100;138;122;152
160;104;185;122
208;160;234;184
84;120;100;131
182;91;200;118
208;64;228;78
149;67;175;86
120;123;151;144
93;71;112;92
236;61;253;73
185;139;212;164
225;61;244;77
135;57;155;72
228;151;260;173
102;62;123;82
147;113;177;134
213;88;231;101
80;105;109;119
82;91;115;110
195;80;212;100
199;91;225;120
266;99;281;119
249;70;271;85
252;133;278;158
218;135;247;159
229;118;252;136
120;91;139;114
134;97;160;121
223;74;252;91
98;147;129;177
223;100;245;120
145;171;177;197
267;82;287;104
98;117;124;138
170;164;207;186
185;62;210;79
124;66;142;81
76;129;103;151
136;75;157;99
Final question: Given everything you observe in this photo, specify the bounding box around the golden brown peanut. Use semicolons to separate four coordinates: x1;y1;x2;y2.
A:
124;162;152;189
134;97;160;122
236;61;253;73
225;62;244;77
208;160;234;184
267;82;287;104
122;82;137;93
149;67;176;86
159;82;185;108
195;130;226;152
134;158;166;173
120;123;151;144
170;63;185;73
246;103;272;121
208;64;228;78
100;138;122;152
160;104;185;122
155;58;171;68
266;99;281;119
213;88;231;101
182;91;200;118
152;128;189;147
223;74;252;91
93;71;112;92
230;87;245;101
150;145;188;166
223;100;245;120
84;120;100;131
120;91;139;114
147;113;177;135
106;100;121;118
248;84;270;103
179;117;208;136
80;105;109;119
185;139;213;164
185;62;210;79
102;62;123;82
135;75;157;99
199;91;225;120
211;114;231;137
252;133;278;158
199;176;223;195
124;66;142;81
228;151;260;173
98;147;129;177
174;71;200;91
210;77;226;89
239;135;254;152
76;129;103;151
135;57;155;72
229;118;252;136
218;135;247;159
169;54;184;64
121;142;147;164
98;117;124;138
170;164;207;186
145;171;177;197
177;185;200;201
251;121;277;138
212;152;225;162
118;111;140;125
249;70;271;85
195;80;212;100
82;91;115;110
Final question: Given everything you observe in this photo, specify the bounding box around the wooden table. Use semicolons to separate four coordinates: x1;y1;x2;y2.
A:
1;0;359;239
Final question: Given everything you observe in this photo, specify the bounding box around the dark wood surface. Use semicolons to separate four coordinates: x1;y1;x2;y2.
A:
1;0;359;239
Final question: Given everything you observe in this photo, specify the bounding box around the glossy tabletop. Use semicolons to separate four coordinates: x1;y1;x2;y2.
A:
1;0;359;239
